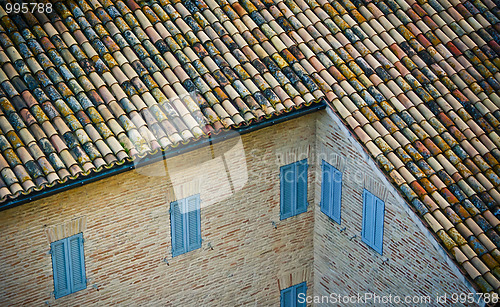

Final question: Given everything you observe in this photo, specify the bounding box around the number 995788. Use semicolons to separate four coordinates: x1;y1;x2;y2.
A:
4;2;53;14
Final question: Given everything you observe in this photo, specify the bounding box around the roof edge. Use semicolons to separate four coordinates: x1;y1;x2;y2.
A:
0;100;326;211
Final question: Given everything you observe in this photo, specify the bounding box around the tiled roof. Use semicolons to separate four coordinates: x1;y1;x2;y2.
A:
0;0;324;202
0;0;499;295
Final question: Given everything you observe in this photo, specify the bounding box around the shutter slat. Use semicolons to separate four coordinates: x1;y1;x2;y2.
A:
171;200;186;256
280;163;295;219
187;195;202;251
69;233;86;292
295;159;308;214
51;240;71;298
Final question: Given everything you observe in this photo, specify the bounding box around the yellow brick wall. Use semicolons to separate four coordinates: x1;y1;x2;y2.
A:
0;111;473;306
0;114;316;306
313;110;473;305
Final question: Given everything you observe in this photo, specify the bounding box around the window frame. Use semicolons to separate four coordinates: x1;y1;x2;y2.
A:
361;189;385;254
50;233;87;299
320;160;342;224
280;159;309;220
280;281;307;307
170;194;202;257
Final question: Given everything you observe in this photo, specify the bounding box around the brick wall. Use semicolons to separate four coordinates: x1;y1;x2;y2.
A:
0;110;473;306
0;114;316;306
313;110;473;305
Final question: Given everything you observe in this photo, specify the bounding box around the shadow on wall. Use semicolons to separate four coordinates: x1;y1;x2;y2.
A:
132;129;248;209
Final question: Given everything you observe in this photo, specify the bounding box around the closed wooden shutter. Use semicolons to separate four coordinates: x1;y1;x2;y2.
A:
332;167;342;224
186;195;201;251
280;287;293;307
51;233;86;298
280;163;295;220
374;198;385;254
362;189;375;246
69;233;86;292
51;239;71;299
171;200;186;256
361;189;385;254
320;161;333;217
295;282;307;307
295;159;308;215
280;282;307;307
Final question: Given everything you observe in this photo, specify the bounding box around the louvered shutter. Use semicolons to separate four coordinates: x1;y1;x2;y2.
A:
295;159;308;214
69;233;86;292
374;198;385;254
171;200;186;256
186;195;201;251
51;239;71;298
295;282;307;307
332;168;342;224
280;287;293;307
280;163;295;220
361;189;375;246
320;161;332;217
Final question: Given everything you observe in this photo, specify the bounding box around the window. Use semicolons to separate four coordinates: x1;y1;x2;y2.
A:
280;159;308;220
320;160;342;224
170;194;202;256
361;189;385;254
280;282;307;307
50;233;86;299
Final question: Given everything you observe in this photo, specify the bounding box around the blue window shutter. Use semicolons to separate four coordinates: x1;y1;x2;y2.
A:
332;168;342;224
361;189;375;246
295;159;308;214
69;233;86;292
362;190;385;254
186;195;202;251
51;239;71;298
321;161;342;224
280;287;293;307
374;198;385;254
320;161;332;217
51;234;87;298
171;200;186;256
280;163;295;220
295;282;307;307
281;282;307;307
